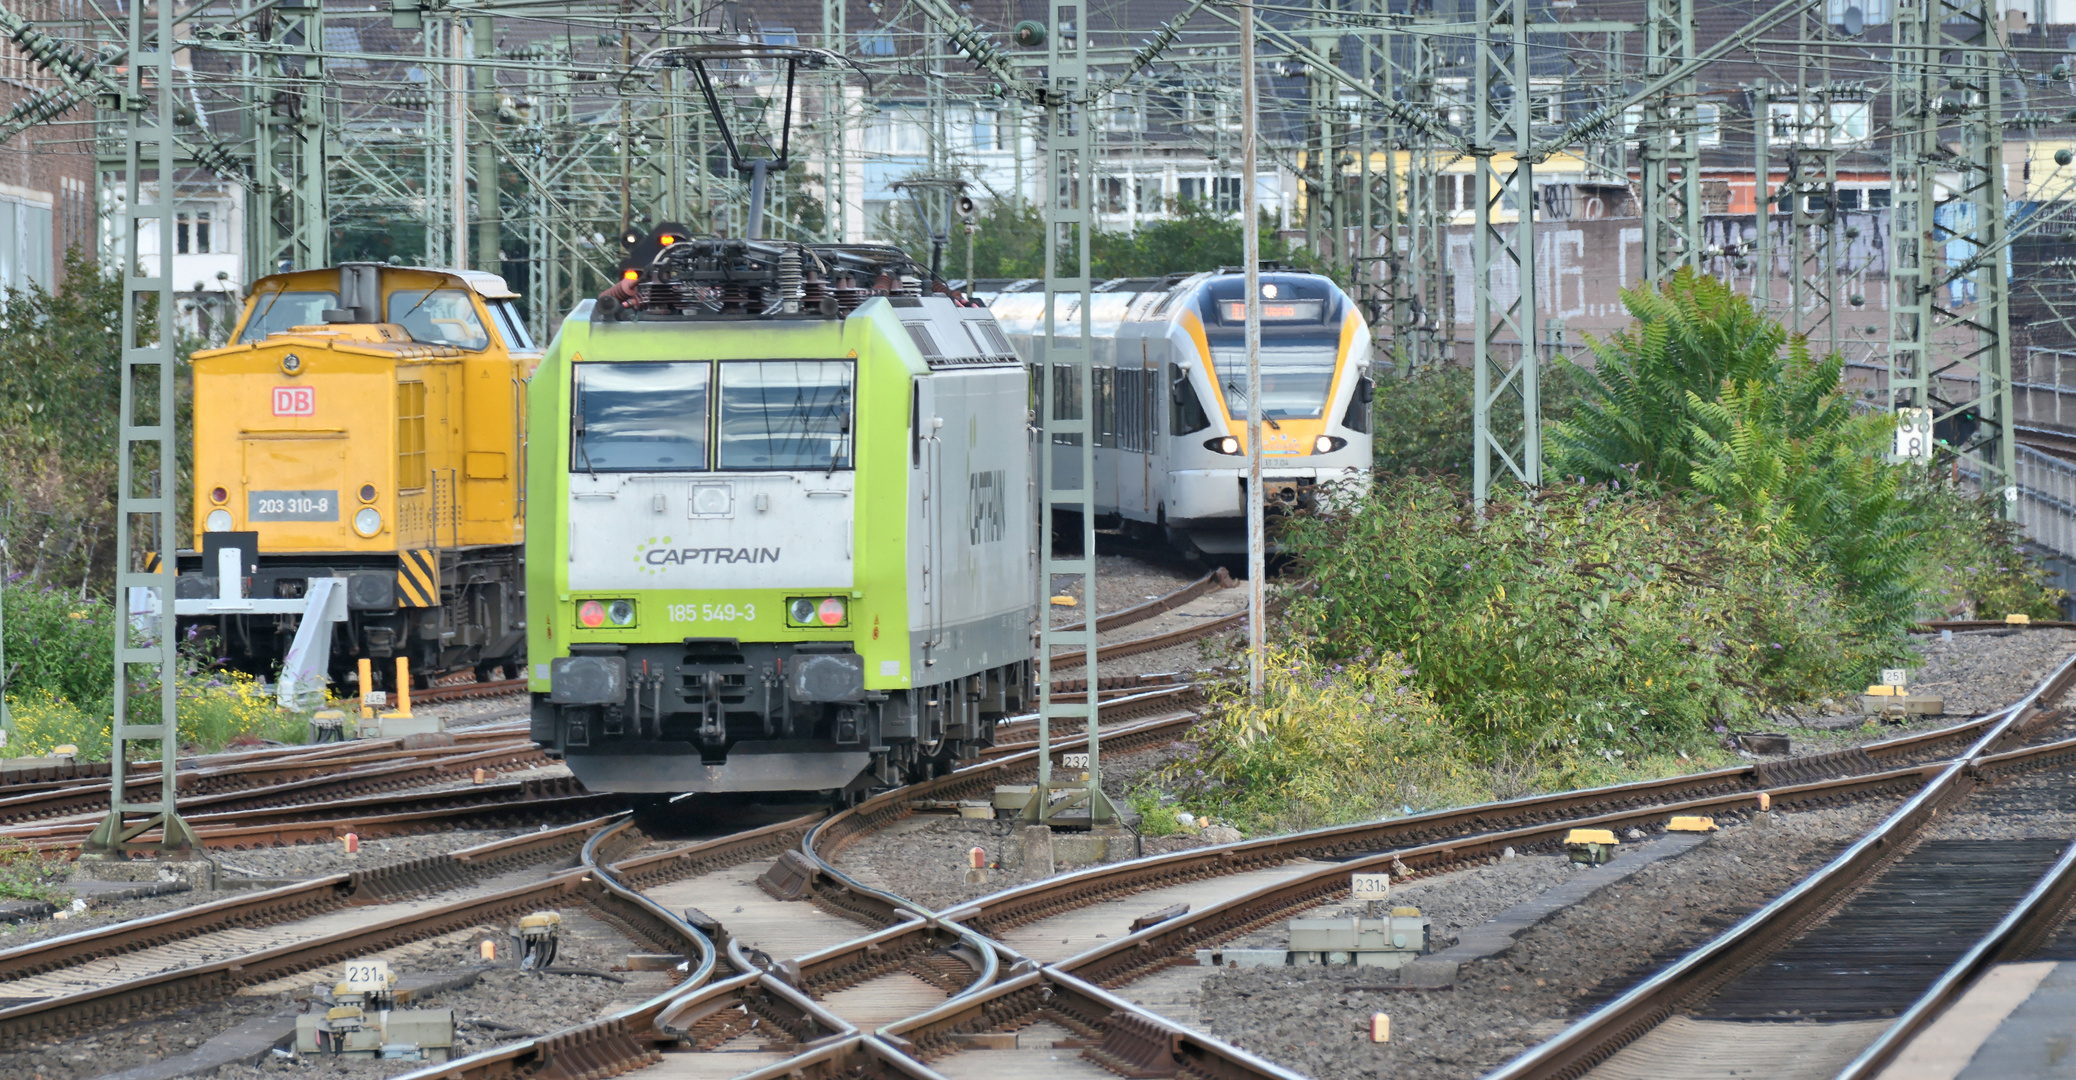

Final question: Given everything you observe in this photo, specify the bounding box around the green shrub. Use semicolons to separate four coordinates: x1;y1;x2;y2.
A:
1;584;115;715
1909;481;2065;620
1278;475;1897;759
0;837;67;904
1370;363;1588;478
1155;645;1490;833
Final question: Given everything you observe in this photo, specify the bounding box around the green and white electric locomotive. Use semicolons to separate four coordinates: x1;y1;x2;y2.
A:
525;234;1037;796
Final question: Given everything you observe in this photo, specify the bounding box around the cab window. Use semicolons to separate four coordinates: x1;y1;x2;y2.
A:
387;289;491;350
237;290;338;342
488;300;536;352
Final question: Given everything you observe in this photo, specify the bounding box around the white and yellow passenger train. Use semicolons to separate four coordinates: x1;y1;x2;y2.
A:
975;269;1373;557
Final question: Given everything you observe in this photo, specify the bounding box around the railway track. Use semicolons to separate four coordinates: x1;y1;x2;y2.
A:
1487;651;2076;1080
20;568;2064;1078
320;663;2076;1080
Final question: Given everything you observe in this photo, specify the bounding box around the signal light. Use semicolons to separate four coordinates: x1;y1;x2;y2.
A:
622;269;640;281
578;600;606;628
209;486;228;504
359;483;377;503
818;597;846;626
658;234;676;245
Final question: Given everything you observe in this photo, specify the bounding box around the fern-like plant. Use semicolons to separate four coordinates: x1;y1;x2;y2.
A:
1547;268;1788;490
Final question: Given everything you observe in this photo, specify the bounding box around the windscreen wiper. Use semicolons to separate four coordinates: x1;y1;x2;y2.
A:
1225;379;1281;430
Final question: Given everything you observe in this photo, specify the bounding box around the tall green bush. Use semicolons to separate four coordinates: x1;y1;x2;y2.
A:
1547;269;1787;490
1279;476;1894;759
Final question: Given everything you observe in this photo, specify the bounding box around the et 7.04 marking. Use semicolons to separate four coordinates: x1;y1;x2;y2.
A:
668;603;756;624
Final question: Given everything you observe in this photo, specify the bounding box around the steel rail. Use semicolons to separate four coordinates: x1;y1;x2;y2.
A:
1051;567;1237;635
0;738;552;827
1052;610;1245;670
0;815;619;985
1484;650;2076;1080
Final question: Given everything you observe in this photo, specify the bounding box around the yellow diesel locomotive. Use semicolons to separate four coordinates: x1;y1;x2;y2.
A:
178;263;539;689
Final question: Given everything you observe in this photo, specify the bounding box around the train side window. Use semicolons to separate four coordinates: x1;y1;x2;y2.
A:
1169;364;1210;435
488;300;536;352
1343;375;1373;434
911;382;921;468
397;382;428;490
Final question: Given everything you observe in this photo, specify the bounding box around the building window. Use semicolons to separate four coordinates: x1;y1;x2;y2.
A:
175;210;215;255
1768;100;1871;147
1101;177;1126;213
1136;178;1162;213
1696;103;1722;147
857;28;894;56
1104;90;1144;133
1213;177;1241;213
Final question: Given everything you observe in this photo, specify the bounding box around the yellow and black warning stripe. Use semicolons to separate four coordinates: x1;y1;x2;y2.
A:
397;549;441;607
142;552;161;573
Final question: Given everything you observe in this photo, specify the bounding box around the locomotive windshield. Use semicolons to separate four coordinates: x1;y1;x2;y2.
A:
387;289;491;350
572;361;710;472
1206;343;1339;421
238;290;338;342
717;360;854;471
1197;277;1343;421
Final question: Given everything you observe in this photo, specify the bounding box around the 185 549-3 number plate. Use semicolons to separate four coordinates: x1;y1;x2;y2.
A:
248;490;338;522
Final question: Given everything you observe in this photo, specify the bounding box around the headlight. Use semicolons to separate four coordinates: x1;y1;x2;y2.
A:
205;509;233;532
788;596;850;627
1314;435;1347;454
578;600;606;628
607;599;635;626
353;507;383;537
1205;436;1243;456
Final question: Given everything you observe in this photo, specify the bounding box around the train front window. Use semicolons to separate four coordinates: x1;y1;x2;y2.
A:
238;290;338;342
717;360;854;471
572;361;711;472
1207;344;1338;421
387;289;491;350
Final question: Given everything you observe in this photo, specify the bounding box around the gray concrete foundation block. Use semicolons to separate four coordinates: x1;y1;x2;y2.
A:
1020;825;1055;876
77;857;218;890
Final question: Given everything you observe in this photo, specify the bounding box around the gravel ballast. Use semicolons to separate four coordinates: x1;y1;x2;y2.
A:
1189;800;1897;1080
0;904;672;1080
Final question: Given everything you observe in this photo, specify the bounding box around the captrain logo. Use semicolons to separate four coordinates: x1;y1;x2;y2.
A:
633;537;782;575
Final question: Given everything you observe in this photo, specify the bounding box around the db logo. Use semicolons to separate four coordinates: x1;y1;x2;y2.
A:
272;386;315;416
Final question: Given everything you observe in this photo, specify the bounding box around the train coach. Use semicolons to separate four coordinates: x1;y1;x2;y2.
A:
524;234;1037;798
974;269;1373;559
